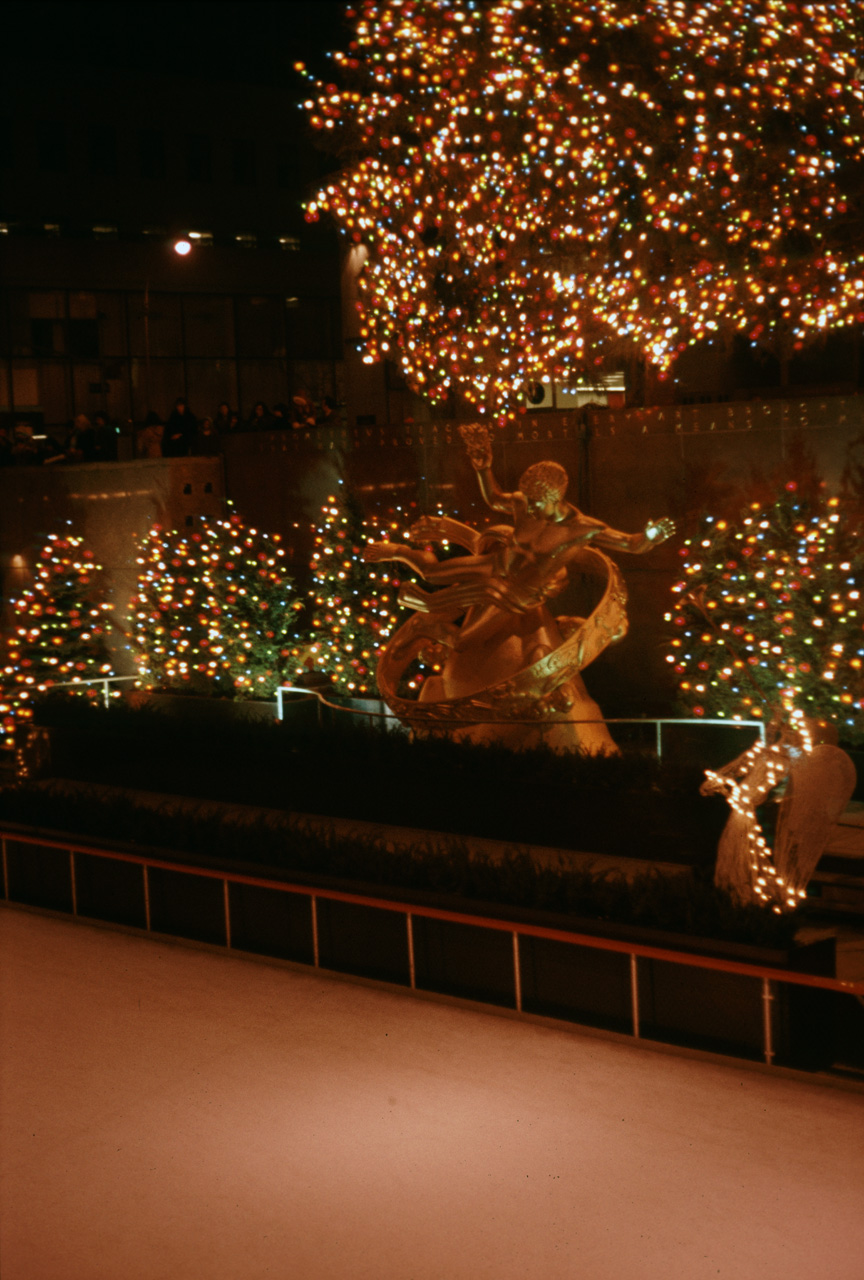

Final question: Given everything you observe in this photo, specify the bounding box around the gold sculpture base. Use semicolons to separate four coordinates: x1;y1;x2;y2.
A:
377;550;627;754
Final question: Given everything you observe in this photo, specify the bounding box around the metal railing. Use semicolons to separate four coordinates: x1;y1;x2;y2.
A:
33;679;766;761
33;674;138;708
275;685;767;758
2;825;859;1071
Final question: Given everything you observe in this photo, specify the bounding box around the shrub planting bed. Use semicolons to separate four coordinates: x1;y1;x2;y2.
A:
28;700;728;867
0;778;796;952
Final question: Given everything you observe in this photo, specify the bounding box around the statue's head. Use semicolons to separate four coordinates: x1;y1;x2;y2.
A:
519;461;569;508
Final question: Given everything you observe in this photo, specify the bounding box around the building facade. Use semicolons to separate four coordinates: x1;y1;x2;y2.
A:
0;59;343;431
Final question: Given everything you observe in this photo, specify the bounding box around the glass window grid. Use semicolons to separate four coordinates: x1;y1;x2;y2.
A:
0;288;339;426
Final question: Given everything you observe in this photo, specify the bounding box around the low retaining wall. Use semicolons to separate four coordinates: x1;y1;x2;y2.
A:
2;825;861;1077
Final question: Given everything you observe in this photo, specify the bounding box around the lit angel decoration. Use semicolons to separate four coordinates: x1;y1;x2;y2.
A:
701;710;855;910
301;0;864;423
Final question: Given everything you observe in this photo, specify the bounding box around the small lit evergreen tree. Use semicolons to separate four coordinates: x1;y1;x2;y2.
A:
132;514;302;698
296;491;406;696
668;486;864;739
0;533;114;750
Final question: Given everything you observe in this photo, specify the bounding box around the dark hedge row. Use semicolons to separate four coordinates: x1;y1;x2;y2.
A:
28;699;730;867
0;780;797;950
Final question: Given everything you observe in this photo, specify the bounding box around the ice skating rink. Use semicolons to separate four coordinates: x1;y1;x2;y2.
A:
2;906;863;1280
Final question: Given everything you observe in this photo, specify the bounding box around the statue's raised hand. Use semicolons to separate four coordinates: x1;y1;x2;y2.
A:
644;517;675;545
458;423;493;470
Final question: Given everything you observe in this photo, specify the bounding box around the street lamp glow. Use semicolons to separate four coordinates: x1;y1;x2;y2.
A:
173;239;192;256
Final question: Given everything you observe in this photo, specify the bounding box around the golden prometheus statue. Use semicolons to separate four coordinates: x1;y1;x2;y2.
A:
364;424;674;752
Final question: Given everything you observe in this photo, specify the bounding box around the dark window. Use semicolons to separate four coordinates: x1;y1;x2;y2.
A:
88;124;118;177
0;116;12;168
286;298;338;361
36;121;66;172
67;319;99;360
139;129;166;180
276;144;295;190
31;319;57;356
231;138;256;186
236;296;285;357
187;134;211;183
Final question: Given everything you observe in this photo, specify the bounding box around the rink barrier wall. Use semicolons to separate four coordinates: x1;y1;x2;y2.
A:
2;826;862;1075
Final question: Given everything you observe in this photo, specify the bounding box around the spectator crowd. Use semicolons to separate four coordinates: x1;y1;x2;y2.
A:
0;413;119;467
137;392;336;458
0;391;338;467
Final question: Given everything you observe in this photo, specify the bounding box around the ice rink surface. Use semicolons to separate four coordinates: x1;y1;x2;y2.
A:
2;905;863;1280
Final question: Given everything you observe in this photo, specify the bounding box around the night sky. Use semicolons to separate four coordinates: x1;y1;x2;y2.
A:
7;1;348;87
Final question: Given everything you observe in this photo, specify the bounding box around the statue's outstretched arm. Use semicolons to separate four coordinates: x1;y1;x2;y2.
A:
408;514;484;555
590;516;675;554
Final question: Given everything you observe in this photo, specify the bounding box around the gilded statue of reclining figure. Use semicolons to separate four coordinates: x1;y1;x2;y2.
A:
364;424;674;751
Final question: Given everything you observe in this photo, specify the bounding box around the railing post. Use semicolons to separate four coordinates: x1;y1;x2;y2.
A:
311;893;320;966
102;679;110;708
762;977;775;1066
70;850;78;916
513;931;522;1013
630;953;640;1039
656;720;663;760
1;834;8;900
143;864;151;931
276;687;284;722
223;879;231;949
406;912;416;989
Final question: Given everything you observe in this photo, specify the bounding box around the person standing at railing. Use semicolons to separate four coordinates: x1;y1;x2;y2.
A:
246;401;274;432
164;398;197;457
137;413;164;458
195;416;221;456
213;401;234;435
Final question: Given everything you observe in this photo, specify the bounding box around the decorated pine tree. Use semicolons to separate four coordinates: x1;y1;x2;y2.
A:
0;533;114;749
131;514;302;698
301;1;864;421
297;491;406;696
667;486;864;738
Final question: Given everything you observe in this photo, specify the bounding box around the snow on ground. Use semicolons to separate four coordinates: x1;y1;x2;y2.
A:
2;906;863;1280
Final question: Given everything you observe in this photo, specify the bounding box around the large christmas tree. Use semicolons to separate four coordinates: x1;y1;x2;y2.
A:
0;533;114;749
132;514;301;698
668;486;864;738
301;1;864;421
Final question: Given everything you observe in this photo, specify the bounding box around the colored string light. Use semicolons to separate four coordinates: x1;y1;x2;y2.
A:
0;534;114;752
295;492;436;696
301;1;864;423
131;515;302;698
667;487;864;736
